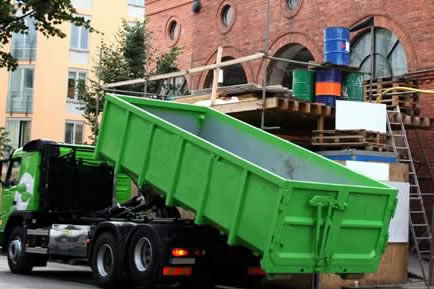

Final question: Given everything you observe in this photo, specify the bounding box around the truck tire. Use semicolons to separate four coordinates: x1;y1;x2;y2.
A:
7;227;34;274
91;232;120;289
127;226;161;287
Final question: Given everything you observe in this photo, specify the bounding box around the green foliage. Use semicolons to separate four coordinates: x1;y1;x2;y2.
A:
0;0;94;70
0;127;12;159
80;19;182;144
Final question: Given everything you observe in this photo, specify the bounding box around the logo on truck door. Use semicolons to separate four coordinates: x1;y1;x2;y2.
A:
13;173;34;211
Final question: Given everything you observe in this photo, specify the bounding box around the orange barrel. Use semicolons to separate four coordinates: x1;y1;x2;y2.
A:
315;69;342;107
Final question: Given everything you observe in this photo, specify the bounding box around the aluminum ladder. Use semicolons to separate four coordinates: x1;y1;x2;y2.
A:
387;106;432;286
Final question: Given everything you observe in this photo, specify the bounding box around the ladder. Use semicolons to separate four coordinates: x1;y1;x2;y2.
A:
387;106;432;286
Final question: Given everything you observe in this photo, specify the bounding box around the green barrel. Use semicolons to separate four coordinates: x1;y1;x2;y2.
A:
292;69;315;101
343;72;364;101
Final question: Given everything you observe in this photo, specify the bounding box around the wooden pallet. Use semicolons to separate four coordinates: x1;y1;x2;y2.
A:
388;112;434;129
277;98;332;117
312;129;393;152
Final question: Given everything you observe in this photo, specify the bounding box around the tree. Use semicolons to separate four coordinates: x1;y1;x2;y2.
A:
80;20;182;144
0;127;12;159
0;0;93;71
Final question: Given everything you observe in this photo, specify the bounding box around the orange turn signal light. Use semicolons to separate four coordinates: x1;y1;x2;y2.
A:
172;248;189;257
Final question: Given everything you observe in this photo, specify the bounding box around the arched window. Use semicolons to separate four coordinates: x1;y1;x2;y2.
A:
203;56;248;88
267;43;314;88
350;28;408;79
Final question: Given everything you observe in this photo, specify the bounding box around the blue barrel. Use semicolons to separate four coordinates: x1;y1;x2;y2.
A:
316;69;342;83
324;27;350;66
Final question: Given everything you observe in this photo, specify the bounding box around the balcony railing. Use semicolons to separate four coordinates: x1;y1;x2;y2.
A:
11;48;36;61
7;89;33;115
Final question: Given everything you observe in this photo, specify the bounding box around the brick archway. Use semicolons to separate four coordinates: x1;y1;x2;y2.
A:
349;15;418;72
257;32;322;85
197;46;255;89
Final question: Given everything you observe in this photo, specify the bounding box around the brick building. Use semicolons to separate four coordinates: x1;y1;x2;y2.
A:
146;0;434;166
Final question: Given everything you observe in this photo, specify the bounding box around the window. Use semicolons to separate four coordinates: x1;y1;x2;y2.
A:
6;119;31;149
128;0;145;6
65;122;84;144
160;76;186;97
67;71;87;101
221;5;234;27
287;0;300;10
350;28;408;79
11;16;37;60
70;23;89;50
7;67;34;114
4;158;21;188
204;56;248;88
168;21;179;40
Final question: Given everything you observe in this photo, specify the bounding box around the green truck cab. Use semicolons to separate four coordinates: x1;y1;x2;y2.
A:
0;141;131;245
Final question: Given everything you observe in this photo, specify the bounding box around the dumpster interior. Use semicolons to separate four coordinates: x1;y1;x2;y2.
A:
134;102;385;187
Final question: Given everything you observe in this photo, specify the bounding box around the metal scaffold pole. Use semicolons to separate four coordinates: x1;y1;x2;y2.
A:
260;0;271;130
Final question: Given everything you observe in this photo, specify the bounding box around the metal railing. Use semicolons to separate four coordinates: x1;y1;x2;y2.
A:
7;90;33;115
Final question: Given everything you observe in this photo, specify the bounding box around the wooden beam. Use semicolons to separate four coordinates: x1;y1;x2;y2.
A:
212;97;278;114
103;52;265;89
211;47;223;106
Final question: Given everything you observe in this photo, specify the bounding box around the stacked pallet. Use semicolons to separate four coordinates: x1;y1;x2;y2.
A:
365;77;420;116
277;98;332;117
312;129;393;152
388;111;434;129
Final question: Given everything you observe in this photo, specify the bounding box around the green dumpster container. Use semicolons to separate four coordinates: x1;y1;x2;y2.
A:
95;94;397;275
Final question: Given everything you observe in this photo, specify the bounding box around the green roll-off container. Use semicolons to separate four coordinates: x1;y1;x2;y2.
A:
95;94;397;275
343;72;365;101
292;69;315;101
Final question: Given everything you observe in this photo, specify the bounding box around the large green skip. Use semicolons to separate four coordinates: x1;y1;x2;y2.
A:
95;94;397;275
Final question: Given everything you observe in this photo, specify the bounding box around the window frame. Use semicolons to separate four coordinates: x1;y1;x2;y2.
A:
11;16;37;61
128;0;145;7
7;66;35;114
65;121;84;145
67;70;87;102
5;158;22;188
6;119;32;149
350;27;408;79
70;17;90;51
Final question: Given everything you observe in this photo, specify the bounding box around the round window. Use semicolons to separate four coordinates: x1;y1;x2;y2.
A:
287;0;300;10
221;5;234;27
168;21;179;40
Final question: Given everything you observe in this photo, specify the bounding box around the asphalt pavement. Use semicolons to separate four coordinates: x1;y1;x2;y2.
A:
0;255;245;289
0;255;106;289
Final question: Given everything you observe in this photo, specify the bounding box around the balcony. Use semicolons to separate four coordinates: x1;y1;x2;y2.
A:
7;89;33;115
11;47;36;61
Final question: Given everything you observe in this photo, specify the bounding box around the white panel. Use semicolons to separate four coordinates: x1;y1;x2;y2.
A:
69;50;89;65
384;181;410;243
336;101;387;133
128;5;145;19
66;102;82;115
345;161;390;181
71;0;92;10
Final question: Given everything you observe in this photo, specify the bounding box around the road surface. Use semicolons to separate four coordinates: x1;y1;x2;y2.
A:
0;255;97;289
0;255;250;289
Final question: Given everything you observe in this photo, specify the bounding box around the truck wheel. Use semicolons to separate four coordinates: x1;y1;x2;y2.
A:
91;232;119;289
7;227;34;274
127;227;160;287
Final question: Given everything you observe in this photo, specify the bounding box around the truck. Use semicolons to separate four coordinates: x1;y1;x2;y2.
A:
0;94;398;288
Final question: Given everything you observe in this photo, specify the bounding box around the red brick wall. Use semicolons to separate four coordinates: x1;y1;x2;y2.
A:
147;0;434;161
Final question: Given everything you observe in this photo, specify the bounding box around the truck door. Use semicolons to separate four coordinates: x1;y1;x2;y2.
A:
0;158;22;231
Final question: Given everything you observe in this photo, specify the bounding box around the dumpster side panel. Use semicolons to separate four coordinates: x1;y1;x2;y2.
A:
262;184;396;274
